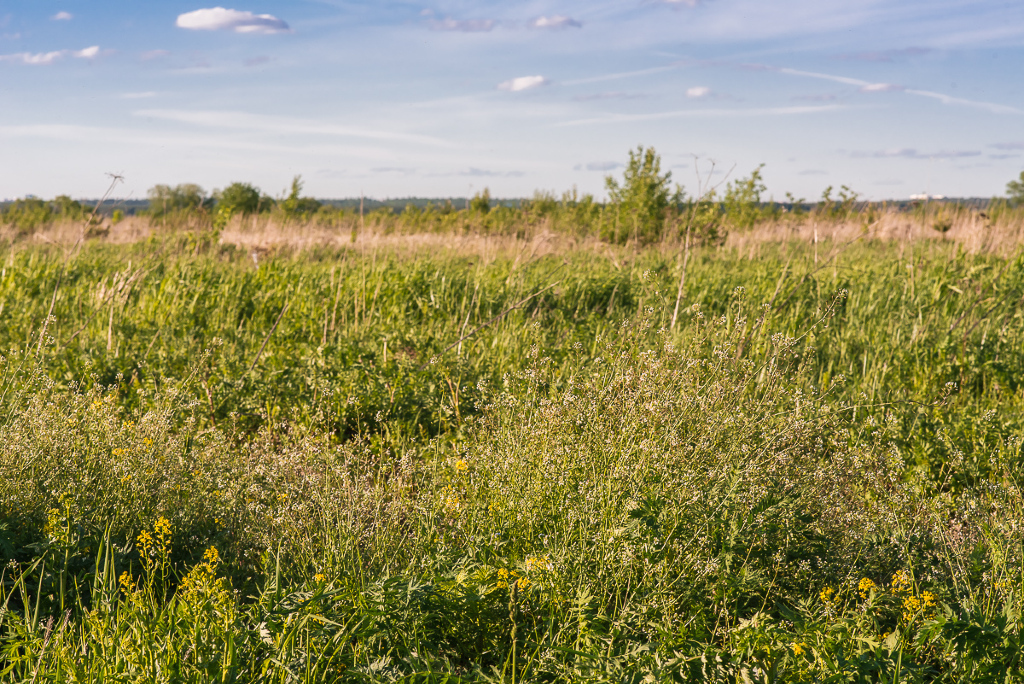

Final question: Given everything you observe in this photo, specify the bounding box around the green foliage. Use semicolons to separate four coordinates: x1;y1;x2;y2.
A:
147;183;209;218
280;175;322;220
722;164;767;229
469;188;492;214
217;182;264;216
604;146;673;244
1007;170;1024;207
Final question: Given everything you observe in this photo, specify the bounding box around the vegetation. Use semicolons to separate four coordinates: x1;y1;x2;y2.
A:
1;154;1024;681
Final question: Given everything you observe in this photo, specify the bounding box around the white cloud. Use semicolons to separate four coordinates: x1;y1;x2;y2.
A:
658;0;701;6
52;11;73;21
498;75;548;92
0;46;100;65
774;65;1022;114
140;50;171;60
686;86;711;98
528;15;582;30
859;83;904;92
428;18;495;32
176;7;290;34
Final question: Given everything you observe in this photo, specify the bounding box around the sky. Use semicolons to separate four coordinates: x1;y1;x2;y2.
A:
1;1;1023;202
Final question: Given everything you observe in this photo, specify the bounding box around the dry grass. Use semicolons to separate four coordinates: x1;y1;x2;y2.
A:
4;206;1023;259
727;209;1024;257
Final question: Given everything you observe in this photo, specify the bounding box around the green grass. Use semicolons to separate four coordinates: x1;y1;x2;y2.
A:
2;234;1023;682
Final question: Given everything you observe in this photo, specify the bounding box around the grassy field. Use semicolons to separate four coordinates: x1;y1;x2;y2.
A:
2;227;1024;682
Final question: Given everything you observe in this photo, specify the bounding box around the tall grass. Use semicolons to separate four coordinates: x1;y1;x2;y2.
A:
2;233;1023;681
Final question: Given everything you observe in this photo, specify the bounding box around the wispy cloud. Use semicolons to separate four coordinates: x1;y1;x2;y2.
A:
563;65;679;87
775;65;1022;114
992;142;1024;150
584;161;621;171
850;148;981;159
51;11;73;21
119;91;158;99
140;49;170;61
528;16;581;30
133;108;454;148
176;8;290;34
0;46;100;65
461;168;524;177
558;104;845;126
686;86;711;98
429;17;495;32
572;91;648;102
835;47;932;63
498;75;547;92
372;167;416;174
859;83;904;92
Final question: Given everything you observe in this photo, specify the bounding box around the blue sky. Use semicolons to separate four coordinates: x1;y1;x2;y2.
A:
1;0;1023;201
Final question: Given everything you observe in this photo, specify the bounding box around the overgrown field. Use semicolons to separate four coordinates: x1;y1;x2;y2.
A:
1;232;1023;682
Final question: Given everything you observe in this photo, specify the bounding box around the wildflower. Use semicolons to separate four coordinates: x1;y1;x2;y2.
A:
892;570;912;594
496;568;512;589
921;590;936;609
515;576;531;591
202;546;220;565
858;577;877;599
902;594;921;621
792;642;807;656
314;573;326;584
819;586;835;604
525;555;552;574
119;571;137;594
454;459;468;474
121;474;132;484
154;516;172;541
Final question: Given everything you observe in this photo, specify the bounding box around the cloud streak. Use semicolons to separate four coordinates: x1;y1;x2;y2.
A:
0;46;100;65
176;8;290;34
133;108;454;148
429;18;495;32
775;66;1022;114
528;16;581;30
850;148;981;160
558;104;845;126
498;75;547;92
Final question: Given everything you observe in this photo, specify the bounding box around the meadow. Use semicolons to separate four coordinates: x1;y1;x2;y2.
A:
2;180;1024;681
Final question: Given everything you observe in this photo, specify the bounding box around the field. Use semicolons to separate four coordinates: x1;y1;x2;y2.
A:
2;210;1024;681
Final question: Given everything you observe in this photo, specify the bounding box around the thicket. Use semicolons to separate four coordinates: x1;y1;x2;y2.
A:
7;152;1023;245
1;233;1023;681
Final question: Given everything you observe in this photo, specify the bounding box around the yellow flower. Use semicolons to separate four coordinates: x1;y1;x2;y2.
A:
819;586;835;604
454;459;468;473
314;573;326;583
202;546;220;565
892;570;912;594
526;555;552;574
515;576;531;591
119;571;137;594
921;590;936;608
792;642;807;656
120;474;132;484
858;577;877;599
496;568;511;589
902;595;921;621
